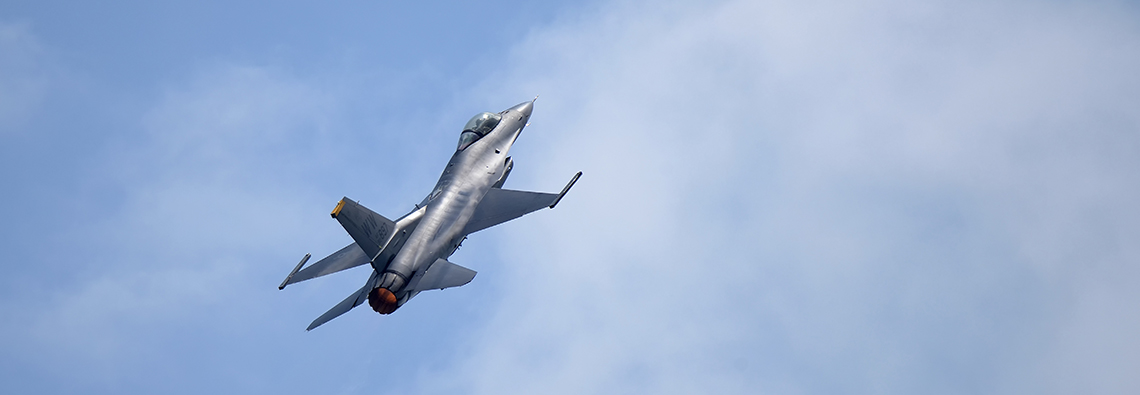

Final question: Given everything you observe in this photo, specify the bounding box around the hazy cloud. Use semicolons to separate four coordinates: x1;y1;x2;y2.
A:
430;1;1140;394
0;22;50;132
1;1;1137;394
3;65;344;389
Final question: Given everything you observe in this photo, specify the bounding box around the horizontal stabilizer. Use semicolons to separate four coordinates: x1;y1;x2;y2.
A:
282;243;370;288
408;259;476;292
332;198;395;259
307;271;376;331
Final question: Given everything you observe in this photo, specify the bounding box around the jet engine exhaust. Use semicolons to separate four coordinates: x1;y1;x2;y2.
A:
368;287;399;314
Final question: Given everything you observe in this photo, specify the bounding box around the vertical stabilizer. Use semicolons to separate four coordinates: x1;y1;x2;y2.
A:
331;198;396;259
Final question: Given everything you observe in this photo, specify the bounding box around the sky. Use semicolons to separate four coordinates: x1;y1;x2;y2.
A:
1;0;1139;394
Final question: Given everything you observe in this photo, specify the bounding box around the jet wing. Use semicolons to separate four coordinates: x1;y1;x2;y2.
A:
331;197;395;259
281;243;370;288
461;188;557;235
307;270;377;331
462;172;581;235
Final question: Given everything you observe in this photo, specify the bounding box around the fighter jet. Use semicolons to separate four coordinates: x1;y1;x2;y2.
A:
279;99;580;330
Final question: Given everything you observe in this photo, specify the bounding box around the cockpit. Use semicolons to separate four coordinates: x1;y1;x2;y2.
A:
457;112;502;151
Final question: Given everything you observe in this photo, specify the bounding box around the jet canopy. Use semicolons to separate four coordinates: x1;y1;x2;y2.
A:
457;112;502;151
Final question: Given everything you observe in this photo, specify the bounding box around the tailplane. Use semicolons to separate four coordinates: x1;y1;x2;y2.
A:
406;258;477;293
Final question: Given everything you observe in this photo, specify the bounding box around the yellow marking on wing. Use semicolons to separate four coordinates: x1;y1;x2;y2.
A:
331;199;346;218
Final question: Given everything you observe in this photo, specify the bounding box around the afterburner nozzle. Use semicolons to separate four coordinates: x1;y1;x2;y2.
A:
368;287;399;314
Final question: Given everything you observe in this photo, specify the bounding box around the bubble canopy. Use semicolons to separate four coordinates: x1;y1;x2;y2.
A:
457;112;502;151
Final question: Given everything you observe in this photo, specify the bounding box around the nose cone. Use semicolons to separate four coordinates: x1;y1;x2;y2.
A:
508;100;533;119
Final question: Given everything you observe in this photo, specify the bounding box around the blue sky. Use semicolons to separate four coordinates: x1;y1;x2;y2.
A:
2;0;1140;394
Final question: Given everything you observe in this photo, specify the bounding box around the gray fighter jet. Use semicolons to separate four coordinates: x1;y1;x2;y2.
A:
279;99;580;330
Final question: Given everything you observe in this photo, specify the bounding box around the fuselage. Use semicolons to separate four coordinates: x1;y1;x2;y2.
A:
367;101;533;313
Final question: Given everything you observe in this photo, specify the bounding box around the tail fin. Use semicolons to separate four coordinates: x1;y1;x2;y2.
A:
331;198;395;260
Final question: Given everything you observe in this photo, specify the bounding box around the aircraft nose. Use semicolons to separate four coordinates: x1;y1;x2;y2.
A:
508;100;533;118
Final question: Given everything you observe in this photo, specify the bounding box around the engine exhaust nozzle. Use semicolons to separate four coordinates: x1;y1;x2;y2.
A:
368;287;399;314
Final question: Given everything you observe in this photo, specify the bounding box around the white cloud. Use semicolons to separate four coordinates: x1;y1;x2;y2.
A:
430;1;1140;394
